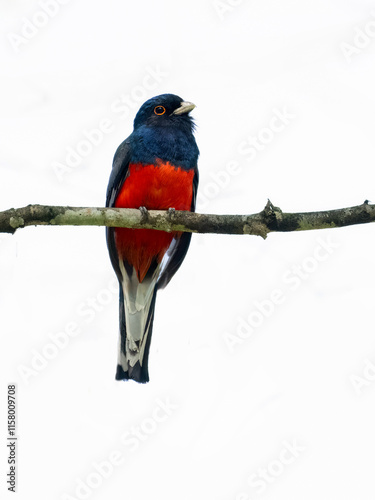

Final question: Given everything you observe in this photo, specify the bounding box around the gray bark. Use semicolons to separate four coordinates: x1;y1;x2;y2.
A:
0;200;374;238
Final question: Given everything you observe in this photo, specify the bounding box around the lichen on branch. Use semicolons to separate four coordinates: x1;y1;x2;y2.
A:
0;200;374;238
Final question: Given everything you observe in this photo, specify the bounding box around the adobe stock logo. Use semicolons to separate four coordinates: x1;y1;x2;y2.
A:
223;235;339;352
119;397;178;452
349;358;375;395
7;0;73;53
235;438;306;498
52;65;168;182
197;106;296;210
340;12;375;63
61;451;124;500
17;278;118;385
237;107;296;162
61;398;177;500
212;0;248;21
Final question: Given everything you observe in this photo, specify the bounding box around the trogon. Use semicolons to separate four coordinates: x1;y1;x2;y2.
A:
106;93;199;383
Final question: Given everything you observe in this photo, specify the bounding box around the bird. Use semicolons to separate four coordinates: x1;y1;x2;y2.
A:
106;93;199;383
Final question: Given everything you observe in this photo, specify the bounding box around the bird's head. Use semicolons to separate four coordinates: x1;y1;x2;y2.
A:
133;94;196;133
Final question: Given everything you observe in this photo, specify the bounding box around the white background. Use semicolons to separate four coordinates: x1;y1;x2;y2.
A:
1;1;375;499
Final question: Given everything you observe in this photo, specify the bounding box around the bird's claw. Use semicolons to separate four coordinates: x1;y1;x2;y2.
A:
139;206;149;223
167;207;176;220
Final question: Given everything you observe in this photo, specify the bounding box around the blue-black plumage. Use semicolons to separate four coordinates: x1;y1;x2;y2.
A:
106;94;199;383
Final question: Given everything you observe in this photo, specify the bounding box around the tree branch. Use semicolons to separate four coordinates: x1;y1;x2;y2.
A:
0;201;374;238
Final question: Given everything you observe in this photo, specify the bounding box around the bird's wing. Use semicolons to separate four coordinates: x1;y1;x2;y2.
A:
106;137;132;207
106;138;198;289
106;137;132;282
157;166;199;289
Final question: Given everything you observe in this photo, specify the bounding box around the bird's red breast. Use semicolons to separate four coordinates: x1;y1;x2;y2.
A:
114;161;195;282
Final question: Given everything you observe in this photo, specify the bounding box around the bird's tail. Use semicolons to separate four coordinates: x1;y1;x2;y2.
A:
115;279;158;383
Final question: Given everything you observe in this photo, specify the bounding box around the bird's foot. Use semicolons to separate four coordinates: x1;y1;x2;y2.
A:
167;207;176;220
139;206;149;223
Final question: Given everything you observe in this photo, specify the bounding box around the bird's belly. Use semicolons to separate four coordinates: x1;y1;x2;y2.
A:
114;161;194;282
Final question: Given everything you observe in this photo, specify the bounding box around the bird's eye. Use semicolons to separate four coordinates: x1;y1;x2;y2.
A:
154;106;166;115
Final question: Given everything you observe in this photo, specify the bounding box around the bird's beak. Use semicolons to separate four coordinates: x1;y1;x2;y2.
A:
172;101;196;115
